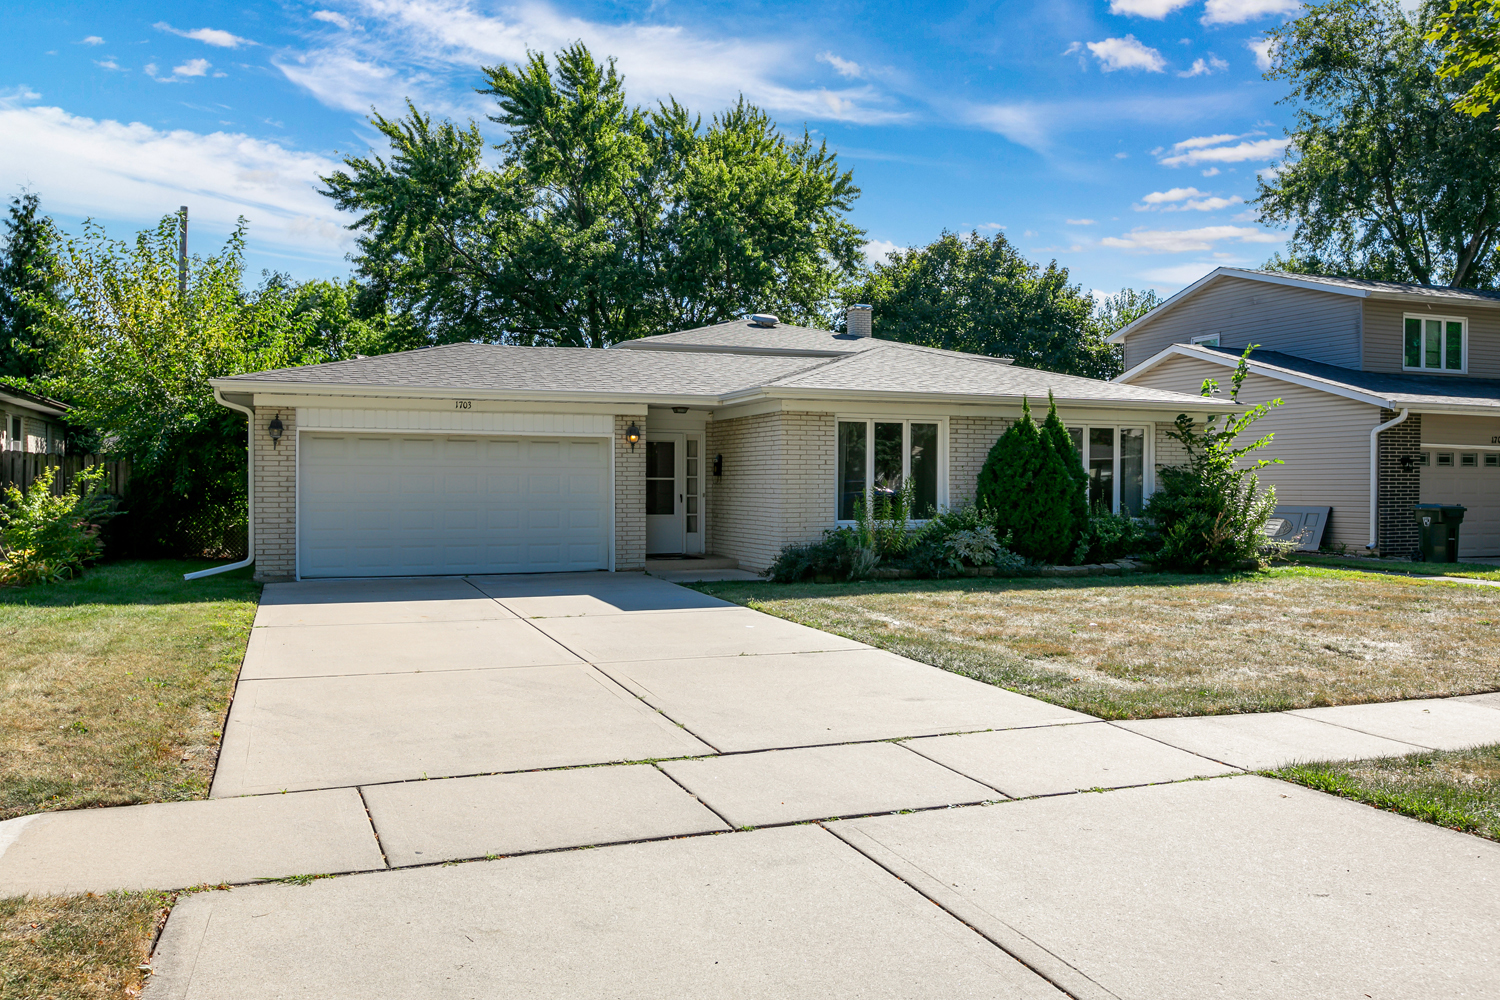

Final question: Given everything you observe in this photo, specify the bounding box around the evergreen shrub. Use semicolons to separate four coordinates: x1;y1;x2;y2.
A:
976;396;1084;564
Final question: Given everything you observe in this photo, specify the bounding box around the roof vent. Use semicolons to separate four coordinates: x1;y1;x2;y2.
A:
750;313;779;328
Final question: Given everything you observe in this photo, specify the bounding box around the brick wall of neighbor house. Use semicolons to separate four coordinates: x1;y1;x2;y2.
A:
1377;409;1422;557
614;414;647;571
949;416;1013;507
253;406;297;581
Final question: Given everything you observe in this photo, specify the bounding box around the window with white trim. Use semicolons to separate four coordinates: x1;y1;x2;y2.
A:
1190;334;1220;347
836;418;942;520
1065;425;1148;514
1404;314;1466;372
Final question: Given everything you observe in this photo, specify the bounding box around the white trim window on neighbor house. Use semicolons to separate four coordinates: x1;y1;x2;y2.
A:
1404;313;1467;373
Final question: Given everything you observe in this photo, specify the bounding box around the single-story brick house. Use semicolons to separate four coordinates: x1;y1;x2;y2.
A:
1112;268;1500;558
1;385;68;455
211;307;1219;581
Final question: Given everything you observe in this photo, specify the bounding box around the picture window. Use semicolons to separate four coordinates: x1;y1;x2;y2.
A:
1065;424;1147;514
1404;314;1466;372
836;419;941;520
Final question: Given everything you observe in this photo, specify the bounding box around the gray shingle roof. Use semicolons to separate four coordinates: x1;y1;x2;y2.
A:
1244;271;1500;304
618;319;885;356
1198;345;1500;410
220;343;825;396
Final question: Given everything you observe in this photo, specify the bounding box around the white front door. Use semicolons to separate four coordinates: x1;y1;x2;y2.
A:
645;433;684;555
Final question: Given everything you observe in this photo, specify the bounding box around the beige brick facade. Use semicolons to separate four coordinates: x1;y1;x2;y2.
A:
1154;422;1190;474
948;416;1013;507
705;409;835;572
613;414;646;571
252;406;297;581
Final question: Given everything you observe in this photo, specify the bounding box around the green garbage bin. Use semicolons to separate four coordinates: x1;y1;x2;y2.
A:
1413;503;1466;562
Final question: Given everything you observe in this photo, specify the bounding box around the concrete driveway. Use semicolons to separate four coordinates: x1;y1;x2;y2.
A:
113;573;1500;998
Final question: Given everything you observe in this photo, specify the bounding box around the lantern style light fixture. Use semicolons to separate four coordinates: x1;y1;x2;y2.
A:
268;414;285;448
625;422;641;450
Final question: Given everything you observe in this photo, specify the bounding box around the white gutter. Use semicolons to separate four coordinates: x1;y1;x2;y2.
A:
183;388;254;581
1367;408;1410;551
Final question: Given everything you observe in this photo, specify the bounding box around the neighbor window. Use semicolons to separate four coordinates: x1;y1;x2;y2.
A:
1065;425;1147;514
1190;334;1220;347
1404;315;1466;372
8;416;18;450
837;419;941;520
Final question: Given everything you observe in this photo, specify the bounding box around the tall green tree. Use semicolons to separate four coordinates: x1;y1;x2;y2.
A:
0;191;61;379
1091;287;1161;340
1429;0;1500;121
1256;0;1500;288
320;44;864;347
840;231;1118;379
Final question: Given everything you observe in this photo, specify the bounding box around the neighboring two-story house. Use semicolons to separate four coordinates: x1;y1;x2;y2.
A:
1113;267;1500;558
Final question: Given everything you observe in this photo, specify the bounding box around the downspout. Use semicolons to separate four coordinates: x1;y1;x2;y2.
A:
1367;407;1409;552
183;388;254;580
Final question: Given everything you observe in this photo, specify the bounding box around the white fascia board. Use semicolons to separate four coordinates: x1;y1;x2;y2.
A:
1399;401;1500;416
740;385;1236;414
1117;343;1395;408
210;379;714;410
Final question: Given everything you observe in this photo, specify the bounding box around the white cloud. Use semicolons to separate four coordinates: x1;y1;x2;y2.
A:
81;36;105;46
275;0;907;126
1201;0;1300;24
1108;0;1195;16
1141;261;1225;285
312;10;357;30
1086;35;1167;73
173;59;212;78
154;23;255;49
1101;225;1279;252
0;98;354;260
1201;166;1221;176
818;52;863;79
1178;195;1242;211
1159;136;1287;166
1177;55;1229;77
1138;187;1243;211
1232;209;1259;221
1065;218;1096;225
1246;36;1276;71
1141;186;1205;204
1171;132;1243;151
95;59;123;72
1114;151;1129;158
862;239;904;264
977;222;1006;230
959;102;1051;150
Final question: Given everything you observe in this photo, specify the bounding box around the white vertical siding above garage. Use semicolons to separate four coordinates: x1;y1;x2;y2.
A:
1125;353;1380;550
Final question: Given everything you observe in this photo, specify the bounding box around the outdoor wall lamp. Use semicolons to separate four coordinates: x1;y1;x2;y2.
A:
713;454;723;478
672;406;689;414
268;414;285;448
625;422;641;450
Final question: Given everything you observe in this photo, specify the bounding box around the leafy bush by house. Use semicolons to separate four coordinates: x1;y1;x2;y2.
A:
1075;504;1150;564
766;528;865;583
0;465;117;586
1144;347;1283;572
976;396;1082;564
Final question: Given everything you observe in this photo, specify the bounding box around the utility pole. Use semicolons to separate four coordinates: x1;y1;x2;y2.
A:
178;206;188;297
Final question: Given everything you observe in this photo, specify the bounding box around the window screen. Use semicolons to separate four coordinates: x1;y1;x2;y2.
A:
645;441;675;515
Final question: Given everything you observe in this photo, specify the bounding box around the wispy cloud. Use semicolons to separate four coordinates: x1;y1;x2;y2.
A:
94;59;123;72
1158;134;1286;166
80;36;105;46
1177;55;1228;77
1141;186;1206;204
1102;224;1278;252
0;97;352;258
1136;186;1243;211
1084;35;1167;73
862;238;904;264
1108;0;1195;17
311;10;357;30
174;59;212;78
154;23;255;49
1066;218;1096;225
1201;0;1299;25
817;52;863;79
1246;36;1276;71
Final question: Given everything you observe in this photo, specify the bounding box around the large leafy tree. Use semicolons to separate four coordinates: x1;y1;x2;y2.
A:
321;44;864;348
841;231;1118;378
1429;0;1500;121
0;191;62;379
1256;0;1500;288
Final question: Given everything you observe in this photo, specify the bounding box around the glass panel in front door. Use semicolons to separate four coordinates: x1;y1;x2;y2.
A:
646;440;675;515
684;439;699;535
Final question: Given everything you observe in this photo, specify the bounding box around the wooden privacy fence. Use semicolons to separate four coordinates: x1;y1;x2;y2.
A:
0;453;131;496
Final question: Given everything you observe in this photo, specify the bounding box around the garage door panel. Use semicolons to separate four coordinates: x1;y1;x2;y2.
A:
1422;465;1500;557
299;432;610;577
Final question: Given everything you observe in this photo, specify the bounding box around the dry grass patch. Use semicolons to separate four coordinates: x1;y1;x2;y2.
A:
696;566;1500;719
1272;744;1500;841
0;561;258;820
0;891;167;999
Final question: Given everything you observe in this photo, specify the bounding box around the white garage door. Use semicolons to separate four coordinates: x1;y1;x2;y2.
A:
298;433;611;578
1422;455;1500;557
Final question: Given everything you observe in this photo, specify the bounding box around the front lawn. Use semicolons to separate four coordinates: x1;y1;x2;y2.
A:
1271;744;1500;842
1292;553;1500;582
0;561;258;820
695;566;1500;719
0;891;168;1000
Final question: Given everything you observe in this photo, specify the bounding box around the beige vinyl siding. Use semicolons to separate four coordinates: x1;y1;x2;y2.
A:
1361;298;1500;377
1126;354;1379;550
1122;277;1362;372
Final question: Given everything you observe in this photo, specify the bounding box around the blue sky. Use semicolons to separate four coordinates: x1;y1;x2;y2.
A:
0;0;1303;298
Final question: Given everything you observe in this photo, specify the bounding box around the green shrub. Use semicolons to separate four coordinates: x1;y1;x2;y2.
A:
1143;346;1283;572
0;465;118;586
976;396;1082;564
1040;391;1089;548
1075;503;1151;564
766;527;867;583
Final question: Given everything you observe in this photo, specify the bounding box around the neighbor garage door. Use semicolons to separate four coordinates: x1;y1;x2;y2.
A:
298;433;611;577
1423;455;1500;557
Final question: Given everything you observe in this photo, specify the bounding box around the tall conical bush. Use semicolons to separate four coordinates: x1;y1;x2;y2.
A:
1040;391;1089;544
976;395;1085;564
